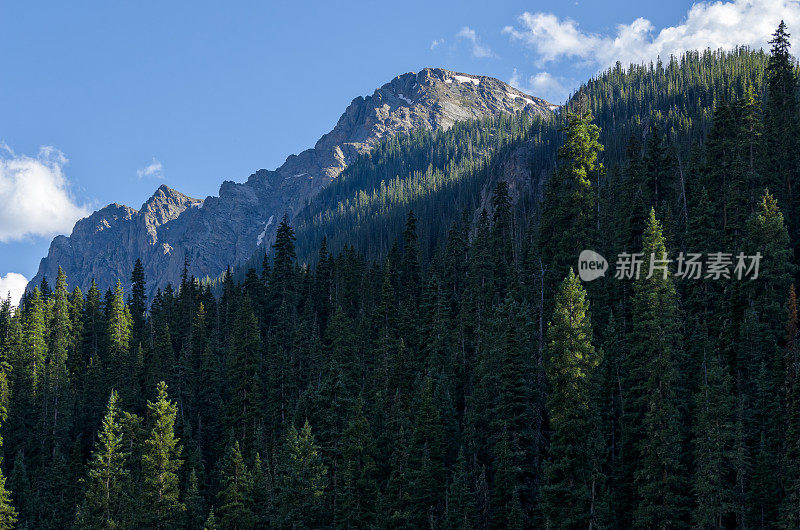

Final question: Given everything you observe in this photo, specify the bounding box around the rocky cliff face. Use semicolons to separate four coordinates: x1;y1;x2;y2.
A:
30;68;554;296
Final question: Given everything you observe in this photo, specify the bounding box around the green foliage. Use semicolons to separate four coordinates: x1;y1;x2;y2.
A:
11;33;800;529
691;351;736;528
540;108;602;284
140;381;184;528
78;391;129;529
216;440;254;530
0;470;17;530
630;210;688;528
225;296;263;453
0;410;16;530
543;269;605;528
336;398;378;528
276;420;327;527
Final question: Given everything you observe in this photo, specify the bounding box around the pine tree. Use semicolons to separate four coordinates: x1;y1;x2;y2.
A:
400;210;422;302
67;285;85;387
691;350;736;528
7;452;30;528
643;121;676;219
129;259;147;354
383;422;413;528
316;306;359;439
336;397;378;528
107;280;134;403
78;391;129;529
140;382;184;528
252;452;274;527
629;209;688;528
45;266;73;449
0;397;16;530
740;191;793;526
783;284;800;528
204;508;219;529
216;440;254;530
20;288;47;396
184;468;206;530
619;133;647;252
542;269;605;528
491;181;515;302
314;237;334;332
762;21;800;252
264;300;295;437
148;318;173;398
270;213;298;306
0;470;16;530
107;280;131;358
398;211;423;369
407;374;446;527
491;426;524;529
444;447;474;530
197;340;223;458
83;279;105;362
225;296;263;452
373;264;400;411
276;420;327;527
539;106;602;285
81;280;107;422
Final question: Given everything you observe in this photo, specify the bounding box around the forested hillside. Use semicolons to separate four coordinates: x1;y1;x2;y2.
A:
121;45;777;292
228;112;560;275
233;46;771;276
3;24;800;529
289;113;557;265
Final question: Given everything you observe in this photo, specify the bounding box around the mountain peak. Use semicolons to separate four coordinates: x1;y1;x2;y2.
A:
140;185;201;238
143;184;198;209
382;67;551;107
30;68;555;296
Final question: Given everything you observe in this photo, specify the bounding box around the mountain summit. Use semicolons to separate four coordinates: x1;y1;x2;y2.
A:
30;68;554;295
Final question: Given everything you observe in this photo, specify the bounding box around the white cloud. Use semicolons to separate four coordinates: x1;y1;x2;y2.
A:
509;68;573;104
504;0;800;70
430;38;444;50
137;158;164;179
0;272;27;308
456;26;495;58
0;145;89;242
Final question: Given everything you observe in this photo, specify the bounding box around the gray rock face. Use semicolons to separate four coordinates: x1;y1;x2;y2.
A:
30;68;554;296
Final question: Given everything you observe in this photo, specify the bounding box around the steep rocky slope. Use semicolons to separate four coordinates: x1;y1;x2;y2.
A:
30;68;554;295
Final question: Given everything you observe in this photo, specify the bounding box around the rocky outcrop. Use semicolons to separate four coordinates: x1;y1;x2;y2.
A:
34;186;202;294
30;68;554;296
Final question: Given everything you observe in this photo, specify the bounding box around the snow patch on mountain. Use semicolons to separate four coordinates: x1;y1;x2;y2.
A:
506;92;536;106
453;75;480;85
256;215;275;246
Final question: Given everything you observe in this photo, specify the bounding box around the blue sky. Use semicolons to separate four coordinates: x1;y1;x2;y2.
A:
2;0;798;304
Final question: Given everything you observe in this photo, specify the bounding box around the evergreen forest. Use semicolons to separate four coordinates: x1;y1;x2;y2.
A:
4;22;800;530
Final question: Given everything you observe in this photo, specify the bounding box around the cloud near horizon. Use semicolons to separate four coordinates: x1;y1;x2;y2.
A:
0;144;90;242
503;0;800;104
509;68;574;104
0;272;28;308
504;0;800;71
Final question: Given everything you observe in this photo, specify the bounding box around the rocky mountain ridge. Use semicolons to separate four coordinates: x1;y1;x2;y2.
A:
30;68;555;296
